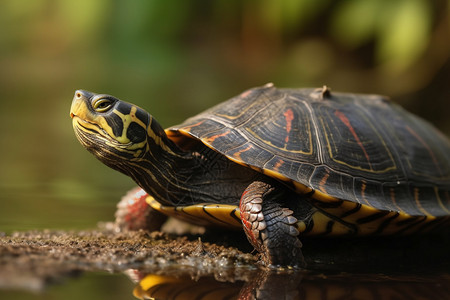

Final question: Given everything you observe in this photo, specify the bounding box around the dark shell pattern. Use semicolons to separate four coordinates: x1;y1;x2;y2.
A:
169;84;450;218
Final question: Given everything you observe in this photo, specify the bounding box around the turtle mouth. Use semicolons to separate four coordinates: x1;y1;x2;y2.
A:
72;116;125;147
72;115;97;127
72;115;106;136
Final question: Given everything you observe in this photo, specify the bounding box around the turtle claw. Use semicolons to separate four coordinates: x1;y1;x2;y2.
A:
240;181;306;268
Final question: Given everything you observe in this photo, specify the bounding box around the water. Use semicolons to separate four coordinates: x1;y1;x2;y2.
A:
130;270;450;299
1;267;449;299
0;272;134;300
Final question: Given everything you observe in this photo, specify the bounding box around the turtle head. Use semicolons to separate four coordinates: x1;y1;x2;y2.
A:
70;90;168;174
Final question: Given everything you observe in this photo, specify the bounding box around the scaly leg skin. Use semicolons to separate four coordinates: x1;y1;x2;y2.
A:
115;187;168;231
240;181;305;268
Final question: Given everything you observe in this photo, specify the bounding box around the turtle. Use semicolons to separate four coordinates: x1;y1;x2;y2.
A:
70;83;450;267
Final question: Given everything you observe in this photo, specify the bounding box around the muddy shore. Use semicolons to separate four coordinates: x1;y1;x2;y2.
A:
1;225;449;291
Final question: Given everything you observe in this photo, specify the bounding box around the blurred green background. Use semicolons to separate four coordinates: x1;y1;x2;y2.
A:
0;0;449;233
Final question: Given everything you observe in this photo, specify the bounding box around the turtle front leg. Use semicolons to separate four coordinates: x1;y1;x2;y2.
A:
115;187;168;231
240;181;305;268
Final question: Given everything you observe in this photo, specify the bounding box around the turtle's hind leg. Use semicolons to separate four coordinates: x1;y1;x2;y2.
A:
240;181;305;268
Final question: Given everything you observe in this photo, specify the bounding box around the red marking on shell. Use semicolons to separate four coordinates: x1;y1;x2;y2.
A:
232;144;253;161
319;172;330;193
361;181;367;202
240;89;253;98
204;130;230;144
405;125;442;176
284;109;294;144
334;110;371;166
179;120;205;132
273;160;284;172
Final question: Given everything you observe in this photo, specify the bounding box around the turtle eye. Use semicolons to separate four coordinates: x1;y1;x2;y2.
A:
93;98;113;112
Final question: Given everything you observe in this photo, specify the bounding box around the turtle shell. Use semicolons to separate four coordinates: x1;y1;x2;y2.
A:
167;84;450;223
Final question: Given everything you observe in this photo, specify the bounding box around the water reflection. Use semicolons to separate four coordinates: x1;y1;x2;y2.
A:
129;269;450;300
133;274;243;299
